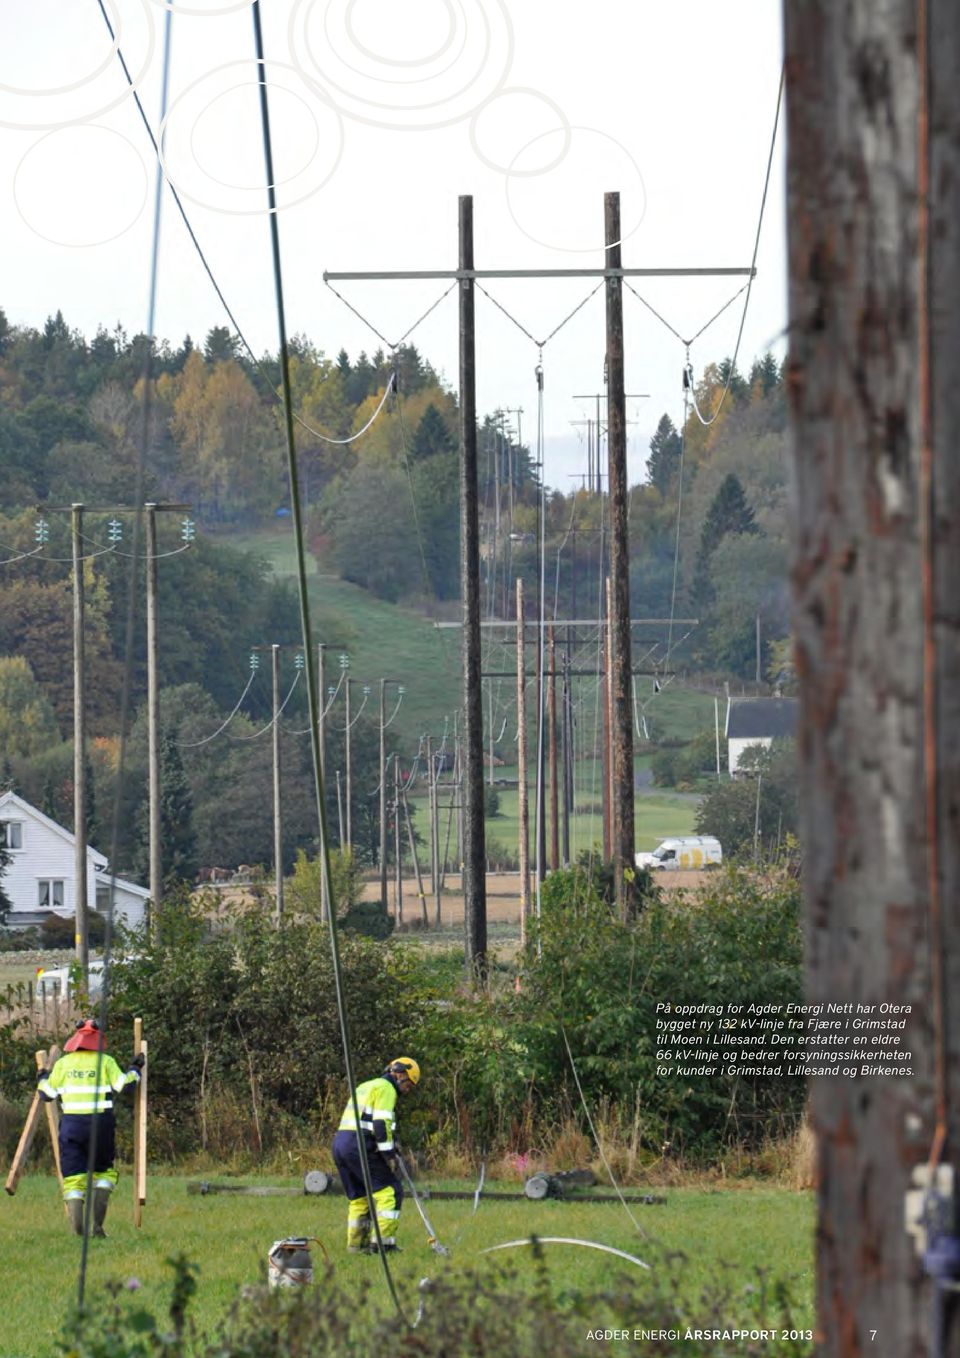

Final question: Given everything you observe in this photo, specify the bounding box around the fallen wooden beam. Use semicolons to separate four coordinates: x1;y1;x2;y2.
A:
186;1178;665;1206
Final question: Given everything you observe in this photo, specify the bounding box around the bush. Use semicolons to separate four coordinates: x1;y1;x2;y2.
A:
484;785;501;818
40;911;106;949
0;927;42;952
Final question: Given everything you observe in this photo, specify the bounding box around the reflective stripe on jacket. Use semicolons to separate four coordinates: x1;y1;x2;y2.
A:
337;1077;398;1152
38;1051;139;1114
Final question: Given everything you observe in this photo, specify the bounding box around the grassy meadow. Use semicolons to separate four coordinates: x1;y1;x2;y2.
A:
1;1172;814;1357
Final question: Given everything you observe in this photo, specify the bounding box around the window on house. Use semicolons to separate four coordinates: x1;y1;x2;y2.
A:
37;880;65;910
0;821;23;850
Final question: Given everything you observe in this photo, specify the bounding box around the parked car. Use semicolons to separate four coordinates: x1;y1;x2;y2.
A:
36;959;105;998
635;836;722;870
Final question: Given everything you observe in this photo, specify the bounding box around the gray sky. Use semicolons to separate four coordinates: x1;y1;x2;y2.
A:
1;0;786;490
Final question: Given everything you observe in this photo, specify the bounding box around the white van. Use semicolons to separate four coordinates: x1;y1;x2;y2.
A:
635;836;722;871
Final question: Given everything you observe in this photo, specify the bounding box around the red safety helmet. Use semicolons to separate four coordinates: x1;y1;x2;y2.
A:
65;1018;105;1053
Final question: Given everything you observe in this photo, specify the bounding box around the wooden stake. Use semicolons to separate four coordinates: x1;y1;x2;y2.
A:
133;1018;147;1227
4;1050;48;1195
41;1046;63;1190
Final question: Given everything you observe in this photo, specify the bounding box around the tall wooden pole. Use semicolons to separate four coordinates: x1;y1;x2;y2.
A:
562;647;573;865
271;644;283;923
605;191;636;917
432;741;443;922
335;770;344;846
426;736;437;901
145;504;162;914
516;579;530;944
393;756;403;924
71;504;88;982
344;678;352;852
783;4;960;1349
601;578;612;861
379;680;387;907
317;644;328;921
459;194;487;982
548;625;559;871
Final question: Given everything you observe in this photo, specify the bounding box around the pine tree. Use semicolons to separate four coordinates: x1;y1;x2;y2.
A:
0;758;17;794
411;404;455;460
646;414;682;496
692;473;759;608
135;727;198;889
203;326;237;363
41;771;59;822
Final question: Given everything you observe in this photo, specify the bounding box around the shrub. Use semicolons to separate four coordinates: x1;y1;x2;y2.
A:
40;911;106;949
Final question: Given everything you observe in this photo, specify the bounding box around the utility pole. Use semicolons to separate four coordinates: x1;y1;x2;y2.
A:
393;756;403;924
431;739;442;924
426;735;437;901
379;679;387;908
562;647;573;865
605;191;636;919
459;194;487;982
548;625;559;870
516;579;530;944
272;644;283;923
335;770;344;847
71;505;88;983
145;505;161;914
343;666;352;852
400;780;427;925
325;204;753;975
317;643;328;921
601;578;612;860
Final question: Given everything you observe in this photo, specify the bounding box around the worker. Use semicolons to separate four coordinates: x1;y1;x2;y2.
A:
332;1057;419;1254
37;1018;144;1237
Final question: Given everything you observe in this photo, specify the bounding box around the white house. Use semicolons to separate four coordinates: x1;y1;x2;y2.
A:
725;697;798;776
0;790;149;930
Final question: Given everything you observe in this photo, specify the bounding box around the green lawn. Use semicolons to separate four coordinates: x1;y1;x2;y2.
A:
1;1173;813;1356
222;527;723;766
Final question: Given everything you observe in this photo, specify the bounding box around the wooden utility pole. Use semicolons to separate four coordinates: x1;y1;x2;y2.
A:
784;5;960;1351
548;625;559;870
145;505;161;912
605;192;636;917
379;680;387;908
601;578;612;861
431;742;442;923
459;195;487;982
562;647;573;865
317;643;328;921
399;783;428;925
516;579;530;944
271;645;283;923
426;736;437;901
393;757;403;924
344;677;352;852
335;770;344;847
71;504;88;982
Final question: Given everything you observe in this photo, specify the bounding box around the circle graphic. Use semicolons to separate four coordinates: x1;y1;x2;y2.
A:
344;0;457;68
147;0;255;14
505;126;647;254
158;59;344;215
0;0;121;97
288;0;514;131
468;87;571;177
13;125;148;248
189;82;321;192
0;0;155;131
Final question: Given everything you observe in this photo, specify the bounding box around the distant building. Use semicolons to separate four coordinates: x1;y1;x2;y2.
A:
0;790;149;930
725;697;798;776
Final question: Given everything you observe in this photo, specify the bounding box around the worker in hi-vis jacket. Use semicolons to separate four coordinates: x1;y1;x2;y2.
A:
332;1057;419;1253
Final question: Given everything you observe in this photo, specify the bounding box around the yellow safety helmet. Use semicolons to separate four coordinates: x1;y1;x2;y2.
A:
388;1057;420;1086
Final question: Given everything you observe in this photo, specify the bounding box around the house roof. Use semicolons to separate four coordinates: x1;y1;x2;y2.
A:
0;790;109;867
95;871;151;900
725;697;798;740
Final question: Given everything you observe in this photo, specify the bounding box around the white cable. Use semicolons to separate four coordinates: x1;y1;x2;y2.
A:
177;668;257;747
231;668;302;740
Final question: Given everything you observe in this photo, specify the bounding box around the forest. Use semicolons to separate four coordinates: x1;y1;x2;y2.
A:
0;306;791;882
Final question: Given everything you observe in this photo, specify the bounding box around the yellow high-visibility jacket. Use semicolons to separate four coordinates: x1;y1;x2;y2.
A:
38;1051;139;1115
337;1077;398;1153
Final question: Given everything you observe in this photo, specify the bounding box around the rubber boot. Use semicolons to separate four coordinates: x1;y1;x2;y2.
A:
66;1197;85;1236
92;1187;110;1238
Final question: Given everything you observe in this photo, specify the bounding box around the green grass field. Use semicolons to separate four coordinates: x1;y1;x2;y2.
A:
1;1173;813;1356
223;527;722;763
